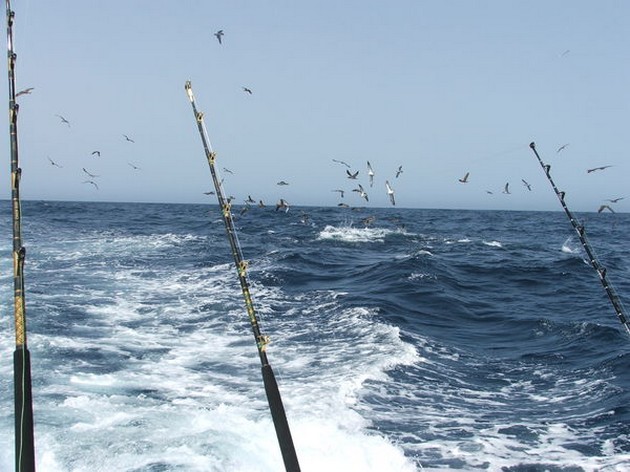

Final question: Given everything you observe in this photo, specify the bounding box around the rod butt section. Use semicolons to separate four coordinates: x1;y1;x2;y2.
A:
14;347;35;472
262;364;300;472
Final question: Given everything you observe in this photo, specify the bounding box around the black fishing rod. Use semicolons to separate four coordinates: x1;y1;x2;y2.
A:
184;81;300;472
5;1;36;471
529;142;630;336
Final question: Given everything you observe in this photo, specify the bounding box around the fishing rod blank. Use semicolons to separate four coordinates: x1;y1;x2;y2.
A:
529;142;630;336
5;1;36;470
184;81;300;472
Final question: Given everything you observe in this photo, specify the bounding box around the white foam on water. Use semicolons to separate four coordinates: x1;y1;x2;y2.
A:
0;241;421;471
482;240;503;248
561;236;581;254
317;225;394;243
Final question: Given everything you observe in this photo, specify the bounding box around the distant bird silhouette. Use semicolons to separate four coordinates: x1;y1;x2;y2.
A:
346;169;359;179
47;156;62;168
245;195;256;204
353;184;369;202
203;191;215;195
16;87;34;97
385;180;395;206
128;162;141;170
556;143;569;153
606;197;625;203
258;200;266;208
332;159;351;168
91;151;101;157
332;189;345;198
395;165;403;178
242;86;253;95
338;203;350;208
277;180;289;186
276;199;290;212
502;182;511;194
82;167;99;178
598;204;615;214
587;165;612;173
56;114;70;127
367;161;375;187
486;190;494;194
522;179;532;191
560;49;571;57
82;180;99;190
458;172;470;183
123;134;135;143
214;30;224;44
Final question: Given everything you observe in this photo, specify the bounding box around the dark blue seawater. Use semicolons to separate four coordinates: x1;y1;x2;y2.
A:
1;201;629;471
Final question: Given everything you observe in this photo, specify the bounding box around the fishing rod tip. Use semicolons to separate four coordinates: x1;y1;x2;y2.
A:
529;142;536;149
184;81;194;101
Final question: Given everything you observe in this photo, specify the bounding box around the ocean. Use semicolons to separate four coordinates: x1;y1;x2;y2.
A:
1;200;629;471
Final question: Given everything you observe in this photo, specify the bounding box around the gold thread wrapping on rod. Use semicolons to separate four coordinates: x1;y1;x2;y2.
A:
14;294;25;346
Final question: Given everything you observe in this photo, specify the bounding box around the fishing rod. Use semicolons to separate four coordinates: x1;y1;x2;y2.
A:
529;142;630;336
184;81;301;472
5;1;36;471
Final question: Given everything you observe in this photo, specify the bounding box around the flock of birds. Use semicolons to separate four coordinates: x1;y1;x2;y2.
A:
15;34;625;219
15;87;142;192
330;159;400;207
455;143;624;214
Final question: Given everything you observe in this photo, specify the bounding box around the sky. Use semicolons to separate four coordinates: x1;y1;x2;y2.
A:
1;0;629;212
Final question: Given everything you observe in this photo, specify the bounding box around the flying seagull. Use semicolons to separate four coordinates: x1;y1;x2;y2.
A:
522;179;532;191
346;169;359;179
16;87;34;97
222;167;234;174
82;180;99;190
395;165;403;178
47;156;62;168
503;182;511;194
91;150;101;157
214;30;224;44
557;143;569;153
128;162;141;170
56;114;70;127
245;195;256;204
242;86;253;95
276;199;290;212
203;191;215;195
277;180;289;186
598;204;615;214
606;197;625;203
123;134;135;143
587;165;612;173
332;158;351;168
385;180;395;206
367;161;375;187
353;184;369;202
458;172;470;183
332;189;345;198
82;167;99;178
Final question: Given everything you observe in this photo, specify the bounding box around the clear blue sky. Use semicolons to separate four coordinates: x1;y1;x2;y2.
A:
2;0;628;212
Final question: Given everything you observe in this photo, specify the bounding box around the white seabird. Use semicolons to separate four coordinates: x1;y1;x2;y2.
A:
385;180;395;206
